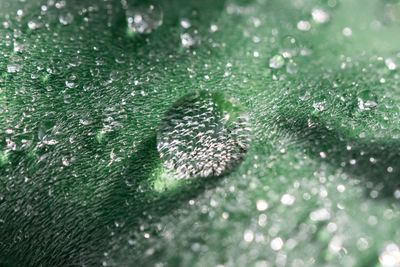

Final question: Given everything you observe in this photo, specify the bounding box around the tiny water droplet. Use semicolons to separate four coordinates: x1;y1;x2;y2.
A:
269;55;284;69
385;58;397;70
342;27;352;37
297;20;311;31
157;91;251;178
392;128;400;139
28;20;42;30
312;101;326;111
66;81;76;88
286;60;298;74
180;18;191;29
181;33;197;48
312;8;330;24
210;24;218;32
280;36;297;58
59;13;74;25
357;90;378;111
7;64;22;73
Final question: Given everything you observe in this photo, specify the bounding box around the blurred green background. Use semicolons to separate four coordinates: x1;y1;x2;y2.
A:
1;0;400;266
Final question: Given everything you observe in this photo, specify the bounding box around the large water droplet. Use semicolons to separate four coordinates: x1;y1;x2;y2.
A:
157;91;251;178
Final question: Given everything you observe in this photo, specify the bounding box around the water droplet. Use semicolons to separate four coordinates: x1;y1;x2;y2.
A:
357;238;369;251
379;243;400;267
312;8;330;24
157;91;251;178
342;27;352;37
269;54;284;69
180;33;197;48
42;139;58;145
297;20;311;31
62;157;69;166
55;1;66;9
126;4;163;34
28;20;42;30
256;199;269;211
312;99;326;112
210;24;218;32
310;208;331;221
280;36;297;58
392;128;400;139
286;60;298;74
357;90;378;111
337;184;346;192
243;230;254;242
385;58;397;70
65;81;76;88
180;18;191;29
270;237;284;251
7;64;22;73
384;3;400;23
59;13;74;25
280;193;295;205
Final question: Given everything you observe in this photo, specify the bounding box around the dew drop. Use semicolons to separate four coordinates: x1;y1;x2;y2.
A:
310;208;331;221
270;237;284;251
280;36;297;58
256;199;269;211
157;91;251;178
65;81;76;88
180;18;191;29
286;60;298;74
312;8;330;24
342;27;352;37
59;13;74;25
7;64;22;73
385;58;397;70
297;20;311;31
210;24;218;32
379;243;400;267
180;33;197;48
280;193;295;205
269;54;284;69
28;20;42;30
392;128;400;139
357;90;378;111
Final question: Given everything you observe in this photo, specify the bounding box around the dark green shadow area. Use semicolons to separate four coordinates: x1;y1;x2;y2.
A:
277;110;400;199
